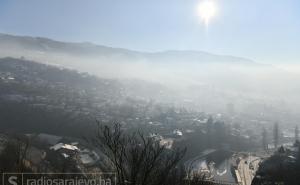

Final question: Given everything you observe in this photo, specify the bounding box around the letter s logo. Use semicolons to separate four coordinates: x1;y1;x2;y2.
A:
8;176;18;185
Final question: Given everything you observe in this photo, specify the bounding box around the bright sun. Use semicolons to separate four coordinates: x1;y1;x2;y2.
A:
197;0;217;26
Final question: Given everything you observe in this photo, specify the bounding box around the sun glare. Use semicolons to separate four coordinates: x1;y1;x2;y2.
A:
197;0;217;26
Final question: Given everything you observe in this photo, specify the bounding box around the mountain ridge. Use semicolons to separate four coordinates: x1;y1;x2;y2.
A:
0;33;255;65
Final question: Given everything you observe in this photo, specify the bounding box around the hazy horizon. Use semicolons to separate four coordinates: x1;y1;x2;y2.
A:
0;0;299;64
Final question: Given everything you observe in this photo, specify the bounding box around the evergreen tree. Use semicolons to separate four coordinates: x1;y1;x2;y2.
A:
295;125;299;143
274;122;279;149
262;127;267;150
206;116;213;147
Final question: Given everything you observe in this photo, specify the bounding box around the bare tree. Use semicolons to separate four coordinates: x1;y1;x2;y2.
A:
93;122;186;185
0;137;30;173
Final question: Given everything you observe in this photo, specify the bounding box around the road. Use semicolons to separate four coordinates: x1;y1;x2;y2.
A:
184;149;216;172
238;159;252;185
185;149;237;183
237;155;260;185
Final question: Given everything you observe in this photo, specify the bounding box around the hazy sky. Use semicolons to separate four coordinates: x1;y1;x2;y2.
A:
0;0;299;64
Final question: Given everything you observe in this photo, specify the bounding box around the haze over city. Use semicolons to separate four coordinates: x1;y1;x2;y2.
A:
0;1;300;185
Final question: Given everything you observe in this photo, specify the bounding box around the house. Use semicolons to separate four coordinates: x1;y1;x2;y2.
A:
50;143;80;157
